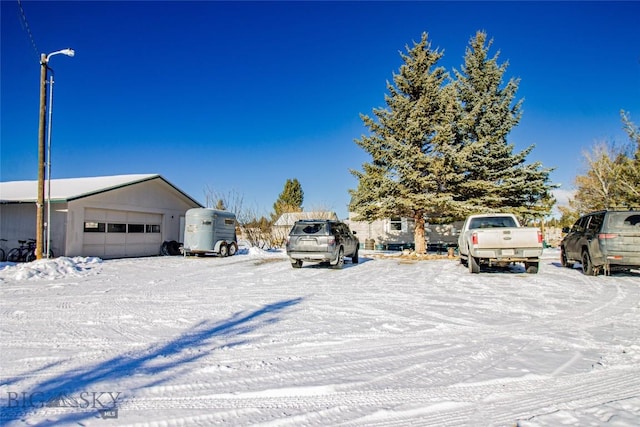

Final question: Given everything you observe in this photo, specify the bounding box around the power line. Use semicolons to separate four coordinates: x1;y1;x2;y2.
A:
17;0;39;59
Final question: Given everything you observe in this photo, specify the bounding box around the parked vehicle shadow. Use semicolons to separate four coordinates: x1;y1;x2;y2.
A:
549;261;640;276
305;256;373;269
0;297;304;425
479;265;528;274
456;261;530;274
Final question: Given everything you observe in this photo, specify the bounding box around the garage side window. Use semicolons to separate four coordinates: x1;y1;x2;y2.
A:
84;221;105;232
84;221;160;233
146;224;161;233
128;224;145;233
107;223;127;233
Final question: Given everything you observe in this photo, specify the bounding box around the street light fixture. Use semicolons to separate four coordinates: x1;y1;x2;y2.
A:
36;48;74;260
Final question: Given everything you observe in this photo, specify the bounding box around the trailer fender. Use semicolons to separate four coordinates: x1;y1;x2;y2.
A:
213;240;227;254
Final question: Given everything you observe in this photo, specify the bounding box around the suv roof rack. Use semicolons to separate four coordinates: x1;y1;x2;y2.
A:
604;206;640;211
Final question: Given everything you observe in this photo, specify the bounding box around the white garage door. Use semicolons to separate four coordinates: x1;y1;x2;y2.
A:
82;208;163;258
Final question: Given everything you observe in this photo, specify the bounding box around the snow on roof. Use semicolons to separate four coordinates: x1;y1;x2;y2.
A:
0;174;200;205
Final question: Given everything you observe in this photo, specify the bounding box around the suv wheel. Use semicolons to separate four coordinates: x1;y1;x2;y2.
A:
331;248;344;269
560;246;574;269
581;250;596;276
352;246;359;264
291;259;303;269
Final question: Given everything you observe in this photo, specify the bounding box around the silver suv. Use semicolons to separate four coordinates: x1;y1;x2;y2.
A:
561;210;640;275
286;220;359;269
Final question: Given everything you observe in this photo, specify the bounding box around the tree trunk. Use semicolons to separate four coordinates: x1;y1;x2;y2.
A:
414;213;426;254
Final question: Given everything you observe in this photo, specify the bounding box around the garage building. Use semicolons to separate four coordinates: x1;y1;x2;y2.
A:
0;174;203;258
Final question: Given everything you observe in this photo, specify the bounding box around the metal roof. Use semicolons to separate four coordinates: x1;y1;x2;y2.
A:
0;174;203;207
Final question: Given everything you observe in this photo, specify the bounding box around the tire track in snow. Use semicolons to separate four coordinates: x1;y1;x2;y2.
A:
107;365;639;426
2;256;638;426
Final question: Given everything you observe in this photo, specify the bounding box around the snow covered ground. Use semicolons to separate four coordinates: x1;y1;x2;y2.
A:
1;248;639;426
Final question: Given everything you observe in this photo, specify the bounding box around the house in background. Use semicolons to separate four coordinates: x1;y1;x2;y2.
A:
0;174;202;259
272;211;339;246
346;213;463;251
346;213;415;250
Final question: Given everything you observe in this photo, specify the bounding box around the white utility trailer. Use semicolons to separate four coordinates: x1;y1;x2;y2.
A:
182;208;238;257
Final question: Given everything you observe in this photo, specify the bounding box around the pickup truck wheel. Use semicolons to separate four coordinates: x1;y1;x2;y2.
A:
525;262;539;274
459;254;468;267
581;250;596;276
560;247;574;268
352;247;359;264
468;255;480;274
291;259;303;268
331;248;345;269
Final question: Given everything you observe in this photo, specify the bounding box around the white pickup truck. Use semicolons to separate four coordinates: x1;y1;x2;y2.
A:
458;213;543;274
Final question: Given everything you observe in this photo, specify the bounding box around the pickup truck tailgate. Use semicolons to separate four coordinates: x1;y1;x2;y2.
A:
474;227;538;246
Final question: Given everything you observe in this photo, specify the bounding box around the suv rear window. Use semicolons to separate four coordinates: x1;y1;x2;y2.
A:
606;212;640;230
290;222;329;235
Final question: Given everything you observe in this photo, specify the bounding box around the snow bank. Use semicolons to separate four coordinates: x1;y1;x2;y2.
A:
0;257;102;281
245;246;288;258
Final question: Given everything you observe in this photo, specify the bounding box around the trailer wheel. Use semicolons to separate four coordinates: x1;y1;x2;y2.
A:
228;242;238;256
219;243;229;257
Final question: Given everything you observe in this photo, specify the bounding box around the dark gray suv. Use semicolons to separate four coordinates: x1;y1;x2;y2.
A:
286;220;359;269
561;210;640;275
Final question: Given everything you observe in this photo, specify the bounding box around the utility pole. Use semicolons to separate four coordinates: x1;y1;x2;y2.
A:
35;49;74;260
36;53;48;260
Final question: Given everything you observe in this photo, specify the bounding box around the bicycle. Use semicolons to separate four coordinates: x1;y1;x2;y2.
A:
6;239;37;263
0;239;7;262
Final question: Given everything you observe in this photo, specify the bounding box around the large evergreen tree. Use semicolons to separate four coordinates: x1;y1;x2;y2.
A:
273;178;304;220
453;31;555;222
350;33;460;254
351;31;557;253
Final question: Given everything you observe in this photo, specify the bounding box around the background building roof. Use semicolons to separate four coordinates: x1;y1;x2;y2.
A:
274;211;338;227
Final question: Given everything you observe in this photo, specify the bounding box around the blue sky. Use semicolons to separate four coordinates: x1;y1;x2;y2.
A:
2;1;639;219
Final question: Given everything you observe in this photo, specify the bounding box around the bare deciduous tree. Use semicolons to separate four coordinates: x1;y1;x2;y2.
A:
571;112;640;213
203;185;283;249
573;142;625;212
